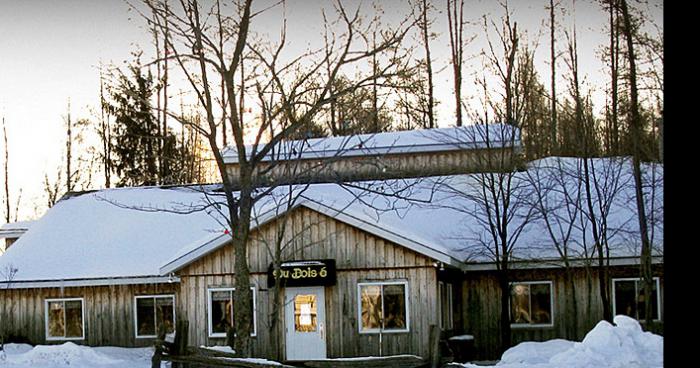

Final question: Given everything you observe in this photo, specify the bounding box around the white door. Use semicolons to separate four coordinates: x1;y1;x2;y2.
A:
285;286;327;360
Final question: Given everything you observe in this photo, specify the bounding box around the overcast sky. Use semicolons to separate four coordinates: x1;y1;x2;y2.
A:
0;0;662;221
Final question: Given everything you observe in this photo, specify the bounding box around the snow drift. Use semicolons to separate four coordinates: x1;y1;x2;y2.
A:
460;315;663;368
0;342;153;368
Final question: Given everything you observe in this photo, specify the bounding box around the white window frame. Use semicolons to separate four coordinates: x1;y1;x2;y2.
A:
509;281;555;328
357;280;410;334
44;297;85;341
134;294;176;339
207;287;257;338
438;281;455;330
612;277;662;322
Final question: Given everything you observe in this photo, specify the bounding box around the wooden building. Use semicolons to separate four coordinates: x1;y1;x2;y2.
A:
0;220;33;254
0;125;663;361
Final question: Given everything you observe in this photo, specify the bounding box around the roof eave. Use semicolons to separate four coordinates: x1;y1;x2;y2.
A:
463;255;664;271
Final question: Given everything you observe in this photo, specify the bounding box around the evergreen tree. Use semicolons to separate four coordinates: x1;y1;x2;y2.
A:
105;57;197;187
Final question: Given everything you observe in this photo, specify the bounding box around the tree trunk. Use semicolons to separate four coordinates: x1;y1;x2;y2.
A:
2;118;9;223
421;0;435;129
498;263;511;354
66;99;73;192
549;0;557;154
619;0;654;327
447;0;464;127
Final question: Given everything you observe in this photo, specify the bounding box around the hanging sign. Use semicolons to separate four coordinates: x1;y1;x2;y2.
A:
267;259;337;287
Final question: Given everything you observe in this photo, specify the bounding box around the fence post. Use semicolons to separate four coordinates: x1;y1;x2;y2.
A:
429;324;441;368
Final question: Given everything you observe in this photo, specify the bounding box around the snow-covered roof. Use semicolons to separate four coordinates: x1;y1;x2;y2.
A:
222;123;521;164
0;220;35;238
0;156;663;287
0;186;229;285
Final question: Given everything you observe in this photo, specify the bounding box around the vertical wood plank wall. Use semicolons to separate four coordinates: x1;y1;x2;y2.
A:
0;283;177;346
0;202;664;362
176;207;439;360
461;266;664;360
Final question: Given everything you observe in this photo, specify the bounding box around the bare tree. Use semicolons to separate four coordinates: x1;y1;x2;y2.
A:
548;0;560;154
618;0;654;328
99;63;113;188
2;118;9;224
419;0;436;128
524;157;583;339
602;0;621;155
447;0;465;127
44;168;64;209
65;99;73;193
562;16;621;322
141;0;416;356
435;123;532;355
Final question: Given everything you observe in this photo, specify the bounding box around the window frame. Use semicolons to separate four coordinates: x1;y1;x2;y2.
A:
438;281;454;331
134;294;176;339
44;297;86;341
357;280;410;334
206;287;257;338
611;277;662;322
509;280;555;328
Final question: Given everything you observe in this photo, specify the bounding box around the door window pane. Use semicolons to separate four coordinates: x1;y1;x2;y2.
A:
294;294;317;332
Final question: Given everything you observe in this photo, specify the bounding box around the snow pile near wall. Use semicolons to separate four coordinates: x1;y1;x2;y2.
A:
0;342;153;368
498;339;575;365
460;315;663;368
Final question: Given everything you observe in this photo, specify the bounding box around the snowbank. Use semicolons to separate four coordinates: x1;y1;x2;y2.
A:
0;342;154;368
459;315;663;368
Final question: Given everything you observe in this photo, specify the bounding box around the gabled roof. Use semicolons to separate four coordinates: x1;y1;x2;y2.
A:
159;193;468;275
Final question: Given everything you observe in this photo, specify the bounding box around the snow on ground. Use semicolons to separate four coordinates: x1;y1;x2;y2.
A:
0;342;155;368
0;316;662;368
458;315;663;368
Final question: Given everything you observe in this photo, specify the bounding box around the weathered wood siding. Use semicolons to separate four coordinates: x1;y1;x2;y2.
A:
461;265;664;360
176;207;440;360
226;148;520;189
0;283;177;346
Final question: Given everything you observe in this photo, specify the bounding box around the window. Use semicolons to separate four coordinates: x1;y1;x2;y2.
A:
207;287;257;338
135;295;175;338
510;281;553;327
45;298;85;340
439;282;454;330
358;281;409;333
612;278;661;321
